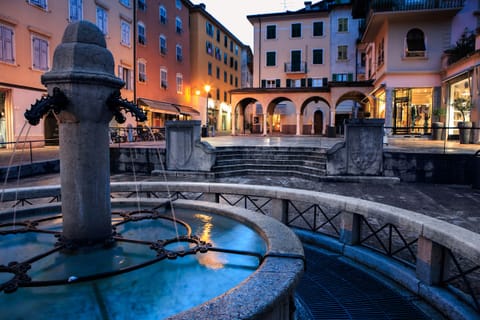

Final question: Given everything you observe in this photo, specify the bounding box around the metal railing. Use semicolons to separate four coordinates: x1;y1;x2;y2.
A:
369;0;465;13
0;139;59;165
109;126;165;145
1;182;479;316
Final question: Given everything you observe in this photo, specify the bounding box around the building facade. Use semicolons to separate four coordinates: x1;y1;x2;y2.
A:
135;0;199;130
189;3;244;136
353;0;479;141
231;0;369;136
0;0;134;145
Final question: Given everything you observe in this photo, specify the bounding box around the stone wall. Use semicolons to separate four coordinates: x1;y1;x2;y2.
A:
110;147;166;174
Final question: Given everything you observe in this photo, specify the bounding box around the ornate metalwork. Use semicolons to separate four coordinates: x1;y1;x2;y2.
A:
287;201;341;235
219;194;271;215
107;90;147;123
24;87;68;126
0;207;265;294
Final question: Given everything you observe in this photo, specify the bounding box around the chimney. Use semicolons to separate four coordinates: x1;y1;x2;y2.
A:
304;1;312;10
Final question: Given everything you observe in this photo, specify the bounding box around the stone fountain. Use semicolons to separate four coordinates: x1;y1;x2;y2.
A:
4;21;304;319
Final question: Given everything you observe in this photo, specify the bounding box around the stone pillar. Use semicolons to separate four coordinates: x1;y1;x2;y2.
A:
263;113;268;136
416;236;445;285
340;212;361;245
384;88;394;133
271;199;288;224
41;21;124;245
232;109;237;135
296;113;301;135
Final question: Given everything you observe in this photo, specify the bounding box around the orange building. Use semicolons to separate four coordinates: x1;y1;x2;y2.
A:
189;3;245;135
0;0;134;145
135;0;198;129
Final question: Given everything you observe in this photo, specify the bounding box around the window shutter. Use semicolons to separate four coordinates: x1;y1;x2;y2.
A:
307;78;312;87
332;74;337;81
261;79;266;88
275;79;280;88
348;73;353;81
286;79;291;88
322;77;328;86
301;78;306;87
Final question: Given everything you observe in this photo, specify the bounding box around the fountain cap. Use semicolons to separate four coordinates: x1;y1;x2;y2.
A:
61;20;107;48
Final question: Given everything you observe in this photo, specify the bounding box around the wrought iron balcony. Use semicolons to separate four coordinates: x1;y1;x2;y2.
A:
284;62;307;74
369;0;464;12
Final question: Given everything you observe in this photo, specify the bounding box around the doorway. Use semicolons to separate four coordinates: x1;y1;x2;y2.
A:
314;110;323;135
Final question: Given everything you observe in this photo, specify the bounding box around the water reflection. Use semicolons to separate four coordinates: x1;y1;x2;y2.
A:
194;213;226;269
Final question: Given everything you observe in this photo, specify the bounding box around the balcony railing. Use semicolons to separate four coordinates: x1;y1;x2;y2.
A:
284;62;307;74
369;0;464;12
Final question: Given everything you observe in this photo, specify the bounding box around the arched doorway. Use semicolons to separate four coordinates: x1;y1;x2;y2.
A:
314;110;323;135
44;112;59;145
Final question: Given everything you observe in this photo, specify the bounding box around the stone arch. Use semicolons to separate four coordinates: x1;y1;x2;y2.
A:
266;96;296;135
233;97;258;135
334;90;369;134
301;96;331;135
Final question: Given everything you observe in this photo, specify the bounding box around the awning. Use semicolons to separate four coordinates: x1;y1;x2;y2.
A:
177;105;200;116
137;98;200;116
137;98;179;115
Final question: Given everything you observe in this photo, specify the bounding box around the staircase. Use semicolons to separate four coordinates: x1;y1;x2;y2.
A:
212;146;327;180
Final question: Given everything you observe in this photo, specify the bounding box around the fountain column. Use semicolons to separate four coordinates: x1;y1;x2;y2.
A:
40;22;124;245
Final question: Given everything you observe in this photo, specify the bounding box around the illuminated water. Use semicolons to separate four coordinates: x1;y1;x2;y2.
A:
0;208;266;319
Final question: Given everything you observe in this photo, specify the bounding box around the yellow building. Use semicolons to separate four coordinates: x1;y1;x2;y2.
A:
189;3;244;136
0;0;133;145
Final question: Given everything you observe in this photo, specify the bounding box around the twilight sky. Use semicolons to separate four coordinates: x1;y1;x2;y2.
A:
193;0;309;48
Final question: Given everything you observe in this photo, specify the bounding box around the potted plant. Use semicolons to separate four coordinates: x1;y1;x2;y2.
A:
431;108;446;140
453;97;473;144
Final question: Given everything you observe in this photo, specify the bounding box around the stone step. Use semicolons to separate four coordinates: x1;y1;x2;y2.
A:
215;153;327;161
212;163;326;176
214;168;326;181
215;159;326;167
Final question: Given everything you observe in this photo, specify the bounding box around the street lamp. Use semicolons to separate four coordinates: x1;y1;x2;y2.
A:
204;84;211;137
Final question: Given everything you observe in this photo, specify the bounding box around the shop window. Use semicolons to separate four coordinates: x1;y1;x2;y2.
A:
405;28;426;57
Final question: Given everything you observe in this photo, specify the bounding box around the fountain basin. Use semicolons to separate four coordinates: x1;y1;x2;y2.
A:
0;198;304;320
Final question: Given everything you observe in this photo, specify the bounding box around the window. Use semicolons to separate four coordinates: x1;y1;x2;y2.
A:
160;68;167;88
234;60;238;70
176;73;183;94
32;36;49;71
206;22;214;37
206;41;213;55
291;23;301;38
229;57;233;68
118;65;133;90
230;74;233;85
121;20;131;46
216;29;220;42
176;0;181;9
235;77;238;87
263;79;279;88
223;52;227;64
377;38;384;66
405;28;426;57
119;0;130;7
138;0;146;11
313;21;323;37
175;17;182;34
235;45;239;56
96;6;108;35
159;6;167;24
138;22;146;45
69;0;83;22
138;61;146;82
266;51;276;66
216;66;220;79
29;0;47;9
332;73;352;82
224;35;228;48
0;25;15;64
224;71;227;83
338;18;348;32
216;88;220;100
230;40;233;52
159;35;167;54
215;47;221;60
176;44;182;62
266;25;276;39
313;49;323;64
208;62;212;75
337;45;348;61
224;91;227;101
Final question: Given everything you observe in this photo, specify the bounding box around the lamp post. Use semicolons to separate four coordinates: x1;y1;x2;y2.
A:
204;84;211;137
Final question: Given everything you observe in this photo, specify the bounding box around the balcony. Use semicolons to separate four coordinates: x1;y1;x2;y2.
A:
284;62;307;74
369;0;464;13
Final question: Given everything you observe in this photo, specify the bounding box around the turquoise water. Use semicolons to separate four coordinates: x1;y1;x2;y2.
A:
0;209;266;319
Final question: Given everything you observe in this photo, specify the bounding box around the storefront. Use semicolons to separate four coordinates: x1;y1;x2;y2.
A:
391;88;433;135
446;76;472;136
